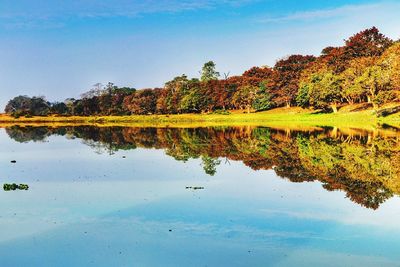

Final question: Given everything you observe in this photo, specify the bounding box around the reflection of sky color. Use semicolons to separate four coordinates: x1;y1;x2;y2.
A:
1;129;400;266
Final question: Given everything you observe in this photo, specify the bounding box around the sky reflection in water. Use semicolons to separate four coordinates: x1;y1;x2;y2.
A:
1;126;400;267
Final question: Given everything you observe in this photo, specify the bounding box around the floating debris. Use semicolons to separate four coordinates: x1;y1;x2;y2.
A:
10;160;16;163
3;183;29;191
185;186;204;190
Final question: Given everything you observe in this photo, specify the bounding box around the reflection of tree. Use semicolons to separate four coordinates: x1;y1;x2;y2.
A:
6;125;400;209
201;156;221;176
296;134;399;208
6;126;51;143
321;171;393;210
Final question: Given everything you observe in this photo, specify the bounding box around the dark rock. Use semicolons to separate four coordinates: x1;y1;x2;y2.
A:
185;186;204;190
3;183;29;191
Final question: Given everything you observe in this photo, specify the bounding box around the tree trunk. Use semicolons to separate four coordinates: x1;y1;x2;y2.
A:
331;103;338;113
286;101;291;108
346;98;354;105
367;134;372;144
330;127;338;138
247;105;250;114
367;95;372;103
285;128;291;138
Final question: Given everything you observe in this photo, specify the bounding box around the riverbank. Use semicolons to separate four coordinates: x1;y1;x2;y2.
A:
1;106;400;129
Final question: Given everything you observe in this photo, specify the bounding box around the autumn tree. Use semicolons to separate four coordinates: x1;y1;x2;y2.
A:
123;88;160;114
200;79;237;111
242;66;274;80
273;55;316;107
108;87;136;115
319;46;348;74
344;27;393;58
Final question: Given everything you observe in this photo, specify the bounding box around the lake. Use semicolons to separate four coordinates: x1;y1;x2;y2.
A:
1;125;400;266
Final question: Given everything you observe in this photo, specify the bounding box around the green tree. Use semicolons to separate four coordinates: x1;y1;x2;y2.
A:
252;82;274;111
340;57;375;104
157;75;190;114
354;66;390;108
296;83;310;108
180;86;204;113
379;42;400;91
5;95;50;117
309;72;343;112
232;85;258;113
200;61;220;82
50;102;68;115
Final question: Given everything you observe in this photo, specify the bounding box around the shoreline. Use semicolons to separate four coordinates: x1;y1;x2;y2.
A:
1;107;400;130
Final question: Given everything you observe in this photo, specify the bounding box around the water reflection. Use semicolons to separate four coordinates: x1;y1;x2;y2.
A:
5;125;400;209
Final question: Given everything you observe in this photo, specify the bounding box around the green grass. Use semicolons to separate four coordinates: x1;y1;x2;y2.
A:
1;107;400;130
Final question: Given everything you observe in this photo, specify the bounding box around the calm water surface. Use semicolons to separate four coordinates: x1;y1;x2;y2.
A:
1;126;400;267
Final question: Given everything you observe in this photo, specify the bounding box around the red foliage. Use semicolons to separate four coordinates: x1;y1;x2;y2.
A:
345;27;393;58
273;55;316;106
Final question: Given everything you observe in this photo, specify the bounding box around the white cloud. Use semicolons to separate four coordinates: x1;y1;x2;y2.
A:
0;0;257;24
257;2;400;24
0;0;260;31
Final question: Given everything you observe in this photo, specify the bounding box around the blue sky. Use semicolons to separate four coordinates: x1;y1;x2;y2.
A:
1;0;400;110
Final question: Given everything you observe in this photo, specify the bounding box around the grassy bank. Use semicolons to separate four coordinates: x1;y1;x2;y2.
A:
1;106;400;129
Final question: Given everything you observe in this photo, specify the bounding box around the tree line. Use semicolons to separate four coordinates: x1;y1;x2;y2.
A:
5;27;400;117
